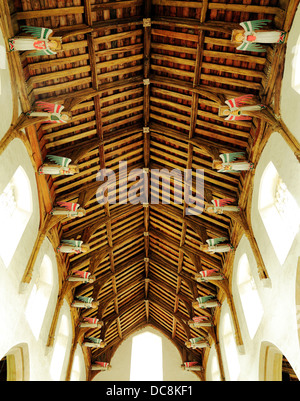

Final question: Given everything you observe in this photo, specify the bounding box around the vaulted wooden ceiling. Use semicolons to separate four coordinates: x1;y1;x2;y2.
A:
3;0;299;380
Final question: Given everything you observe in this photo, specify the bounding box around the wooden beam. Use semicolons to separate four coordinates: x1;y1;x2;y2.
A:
16;7;85;20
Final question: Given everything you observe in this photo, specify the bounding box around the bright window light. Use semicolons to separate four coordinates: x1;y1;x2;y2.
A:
237;254;263;338
130;331;163;381
50;313;69;381
292;36;300;94
0;46;5;69
0;166;32;267
258;162;300;264
222;312;240;381
70;354;80;381
25;255;53;340
210;353;221;381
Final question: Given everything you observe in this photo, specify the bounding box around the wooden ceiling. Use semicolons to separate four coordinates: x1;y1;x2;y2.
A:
4;0;299;380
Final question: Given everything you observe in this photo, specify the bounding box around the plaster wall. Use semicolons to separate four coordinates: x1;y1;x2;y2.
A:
0;139;86;381
206;132;300;381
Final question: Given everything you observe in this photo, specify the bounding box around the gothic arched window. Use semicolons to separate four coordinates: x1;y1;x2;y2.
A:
50;312;70;381
258;161;300;265
220;310;240;381
206;345;221;381
0;166;32;267
25;255;53;340
237;253;263;339
129;331;163;381
292;34;300;95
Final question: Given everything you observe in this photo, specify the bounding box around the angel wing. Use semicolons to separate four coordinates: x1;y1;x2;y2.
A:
236;41;267;52
225;94;254;110
200;268;219;277
196;295;215;304
239;19;271;33
211;198;235;207
61;239;83;247
76;295;93;303
20;26;53;40
193;316;208;323
184;362;199;367
86;337;102;344
45;155;72;167
206;237;228;246
225;113;253;121
35;102;64;114
95;362;108;367
190;336;204;343
57;201;80;212
219;152;246;163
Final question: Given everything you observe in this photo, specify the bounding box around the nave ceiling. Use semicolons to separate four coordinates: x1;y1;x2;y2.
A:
1;0;299;380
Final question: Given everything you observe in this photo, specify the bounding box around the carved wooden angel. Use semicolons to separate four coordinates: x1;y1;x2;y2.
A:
50;202;86;218
205;198;241;215
200;237;234;254
66;270;95;283
195;269;225;282
91;362;111;371
71;295;98;309
212;152;254;172
38;155;79;176
218;94;266;121
57;239;90;254
193;295;220;309
182;362;203;371
79;317;103;328
188;316;213;328
185;336;209;349
232;19;287;52
8;26;62;56
27;102;72;123
83;337;106;348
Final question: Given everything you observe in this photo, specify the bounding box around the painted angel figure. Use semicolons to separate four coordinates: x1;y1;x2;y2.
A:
182;362;203;372
38;155;79;176
57;239;90;254
8;26;62;56
66;270;95;283
50;202;86;218
232;19;287;52
193;295;220;309
188;316;213;328
218;94;266;121
91;362;111;371
185;336;210;350
212;152;254;173
83;337;106;349
205;198;240;215
79;317;103;329
71;295;98;309
200;237;234;254
195;269;225;282
27;102;72;123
